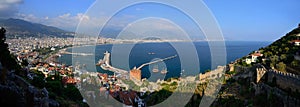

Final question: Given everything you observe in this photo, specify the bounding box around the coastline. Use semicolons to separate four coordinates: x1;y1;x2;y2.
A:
54;41;269;77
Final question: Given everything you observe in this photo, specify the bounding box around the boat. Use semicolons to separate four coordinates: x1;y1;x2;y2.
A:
148;52;155;55
152;65;159;73
161;68;168;74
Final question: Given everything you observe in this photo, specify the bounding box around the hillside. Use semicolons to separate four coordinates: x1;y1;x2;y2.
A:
259;24;300;74
0;18;74;38
212;24;300;107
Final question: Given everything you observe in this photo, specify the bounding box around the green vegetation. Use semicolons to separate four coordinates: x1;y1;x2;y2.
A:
145;82;207;106
0;27;21;71
215;96;244;107
237;59;252;67
226;70;237;75
213;25;300;107
146;89;173;106
0;27;86;106
161;81;178;92
21;71;87;107
32;75;46;88
258;26;300;73
122;79;141;91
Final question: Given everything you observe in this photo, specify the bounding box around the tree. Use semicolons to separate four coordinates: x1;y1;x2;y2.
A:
0;27;20;71
32;76;45;88
21;59;29;67
291;60;299;67
284;47;289;53
264;51;273;57
204;69;211;73
280;54;287;61
276;62;286;72
63;85;83;101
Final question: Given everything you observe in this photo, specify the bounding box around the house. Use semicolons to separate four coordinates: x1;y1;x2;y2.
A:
246;52;263;64
62;77;77;85
291;40;300;46
98;73;108;80
50;47;56;51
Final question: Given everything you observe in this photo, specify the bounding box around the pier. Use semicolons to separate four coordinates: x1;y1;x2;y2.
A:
96;51;177;80
136;55;177;70
97;51;128;75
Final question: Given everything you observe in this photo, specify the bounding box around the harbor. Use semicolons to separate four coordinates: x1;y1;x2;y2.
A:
96;51;177;81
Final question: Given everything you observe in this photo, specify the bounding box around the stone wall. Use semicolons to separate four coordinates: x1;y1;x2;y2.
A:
267;69;300;92
256;67;300;92
253;83;300;107
199;66;225;83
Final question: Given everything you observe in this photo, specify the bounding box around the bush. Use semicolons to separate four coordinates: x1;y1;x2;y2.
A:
32;76;45;88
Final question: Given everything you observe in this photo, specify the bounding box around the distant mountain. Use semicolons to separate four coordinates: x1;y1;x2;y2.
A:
0;18;74;38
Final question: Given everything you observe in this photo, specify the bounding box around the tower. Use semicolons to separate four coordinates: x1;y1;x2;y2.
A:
256;68;267;83
130;67;141;81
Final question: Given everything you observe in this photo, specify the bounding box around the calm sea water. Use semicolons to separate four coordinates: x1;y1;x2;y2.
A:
58;41;270;80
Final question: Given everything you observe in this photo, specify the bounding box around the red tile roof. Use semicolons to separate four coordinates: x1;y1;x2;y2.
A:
62;77;76;84
252;53;263;57
291;40;300;43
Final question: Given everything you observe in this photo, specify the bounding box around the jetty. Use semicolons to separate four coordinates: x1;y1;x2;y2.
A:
96;51;177;79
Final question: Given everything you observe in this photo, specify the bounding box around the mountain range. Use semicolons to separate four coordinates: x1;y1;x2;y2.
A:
0;18;74;38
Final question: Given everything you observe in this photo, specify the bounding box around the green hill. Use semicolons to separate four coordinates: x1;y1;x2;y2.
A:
258;24;300;74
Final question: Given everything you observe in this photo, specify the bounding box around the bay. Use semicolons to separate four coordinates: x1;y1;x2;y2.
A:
58;41;270;80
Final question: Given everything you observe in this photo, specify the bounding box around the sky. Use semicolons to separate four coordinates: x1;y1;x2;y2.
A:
1;0;300;41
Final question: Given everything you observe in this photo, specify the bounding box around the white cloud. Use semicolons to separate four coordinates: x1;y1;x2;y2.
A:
5;0;23;4
58;13;71;19
135;8;144;11
15;12;186;39
17;13;108;33
0;0;23;18
118;18;189;40
125;18;179;31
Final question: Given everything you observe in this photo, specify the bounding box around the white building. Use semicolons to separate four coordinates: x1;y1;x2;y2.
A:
50;47;56;51
246;52;263;64
291;40;300;46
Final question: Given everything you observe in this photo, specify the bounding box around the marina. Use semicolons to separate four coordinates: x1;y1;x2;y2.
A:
96;51;177;80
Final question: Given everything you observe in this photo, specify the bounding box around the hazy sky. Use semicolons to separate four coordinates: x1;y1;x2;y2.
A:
1;0;300;41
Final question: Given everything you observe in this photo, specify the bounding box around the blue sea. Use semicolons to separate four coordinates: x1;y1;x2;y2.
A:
58;41;270;80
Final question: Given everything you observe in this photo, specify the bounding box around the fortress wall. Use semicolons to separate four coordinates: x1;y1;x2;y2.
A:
255;83;300;107
256;67;300;92
199;66;225;82
267;70;300;92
